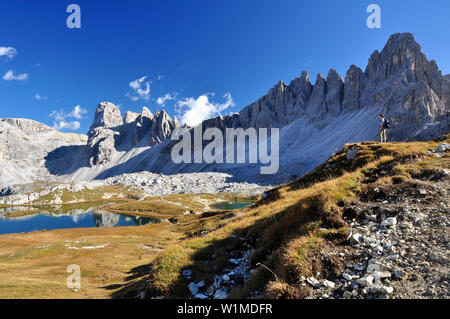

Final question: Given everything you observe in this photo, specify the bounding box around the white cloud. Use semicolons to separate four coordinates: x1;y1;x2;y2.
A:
176;93;235;127
126;76;151;101
49;105;87;131
2;70;28;81
49;110;65;121
53;121;81;131
157;75;165;80
35;93;48;100
156;93;175;106
0;47;17;59
68;105;88;119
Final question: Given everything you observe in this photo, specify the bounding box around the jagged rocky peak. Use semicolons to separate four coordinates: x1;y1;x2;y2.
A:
365;33;445;92
124;111;139;124
140;106;154;120
298;70;313;90
148;109;181;146
132;106;181;146
305;73;328;121
342;64;367;112
85;102;183;165
233;33;448;139
90;102;123;131
326;69;344;117
376;33;428;76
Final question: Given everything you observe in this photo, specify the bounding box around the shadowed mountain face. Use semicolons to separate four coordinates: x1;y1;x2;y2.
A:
1;33;449;189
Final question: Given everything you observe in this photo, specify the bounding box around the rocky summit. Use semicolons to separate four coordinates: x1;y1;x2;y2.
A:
0;33;449;193
85;102;181;166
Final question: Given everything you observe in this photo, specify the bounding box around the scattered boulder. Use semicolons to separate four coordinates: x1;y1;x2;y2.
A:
436;143;449;153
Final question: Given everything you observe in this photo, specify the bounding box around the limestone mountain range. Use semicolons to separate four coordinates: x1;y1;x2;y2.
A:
0;33;448;194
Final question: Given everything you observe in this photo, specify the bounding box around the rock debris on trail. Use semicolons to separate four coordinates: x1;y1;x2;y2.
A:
305;177;449;299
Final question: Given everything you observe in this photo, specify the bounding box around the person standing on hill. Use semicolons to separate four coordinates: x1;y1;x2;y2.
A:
379;113;391;143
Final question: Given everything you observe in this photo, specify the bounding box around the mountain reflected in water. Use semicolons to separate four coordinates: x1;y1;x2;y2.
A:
93;210;161;228
0;205;163;235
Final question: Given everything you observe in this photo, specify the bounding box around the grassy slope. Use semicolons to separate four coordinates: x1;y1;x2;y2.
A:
0;224;179;299
143;135;449;298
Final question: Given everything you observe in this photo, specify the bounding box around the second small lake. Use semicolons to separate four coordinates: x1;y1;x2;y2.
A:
211;201;254;210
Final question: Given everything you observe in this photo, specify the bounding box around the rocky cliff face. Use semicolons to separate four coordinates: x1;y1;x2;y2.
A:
86;102;181;166
221;33;448;140
0;119;87;189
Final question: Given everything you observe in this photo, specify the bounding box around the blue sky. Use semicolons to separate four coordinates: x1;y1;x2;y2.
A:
1;0;449;132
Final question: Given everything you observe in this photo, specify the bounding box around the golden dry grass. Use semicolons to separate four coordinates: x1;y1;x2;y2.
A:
143;135;449;299
0;192;251;299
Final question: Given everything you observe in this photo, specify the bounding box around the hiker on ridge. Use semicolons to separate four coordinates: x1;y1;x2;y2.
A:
379;113;391;143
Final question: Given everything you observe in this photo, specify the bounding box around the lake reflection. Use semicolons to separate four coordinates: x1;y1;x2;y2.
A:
0;205;162;235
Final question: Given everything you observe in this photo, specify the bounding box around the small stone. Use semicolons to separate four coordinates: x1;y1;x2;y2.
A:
356;275;374;287
354;263;366;271
347;147;361;160
381;286;394;294
350;233;362;245
436;143;449;153
206;286;215;296
188;282;199;295
343;291;352;299
377;271;392;279
386;254;400;261
213;275;222;288
382;217;397;227
394;270;408;280
342;273;353;281
182;270;192;278
194;293;209;299
399;222;413;229
419;189;427;196
222;274;230;282
322;280;335;289
214;289;227;299
229;258;240;265
137;291;145;299
375;245;384;253
307;277;321;288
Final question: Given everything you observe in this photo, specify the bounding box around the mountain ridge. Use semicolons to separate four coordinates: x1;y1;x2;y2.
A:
0;32;448;190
